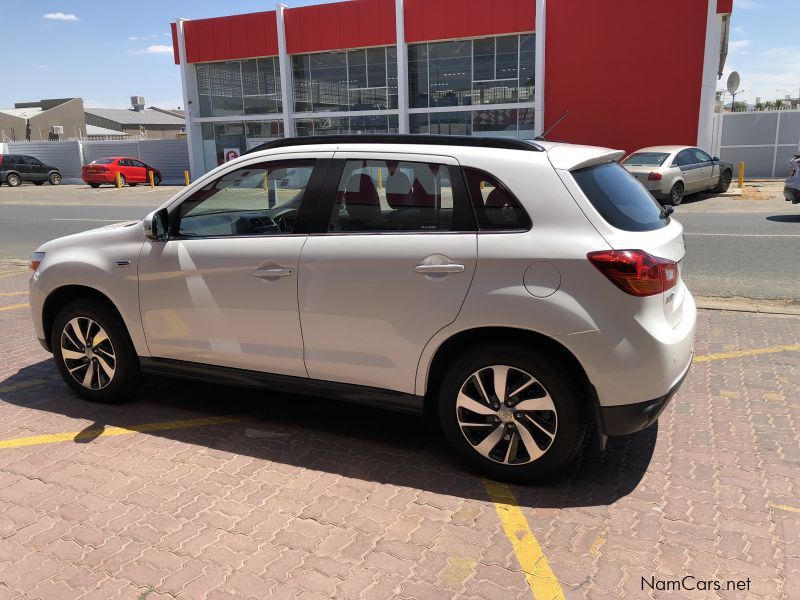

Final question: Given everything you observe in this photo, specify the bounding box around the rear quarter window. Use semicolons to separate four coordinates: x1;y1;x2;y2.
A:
572;162;667;232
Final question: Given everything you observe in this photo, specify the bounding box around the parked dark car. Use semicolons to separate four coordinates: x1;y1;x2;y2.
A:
0;154;62;187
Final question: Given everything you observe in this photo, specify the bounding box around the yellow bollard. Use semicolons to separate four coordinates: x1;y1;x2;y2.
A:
378;169;383;190
115;171;122;189
738;162;745;188
149;170;155;189
184;170;190;186
263;172;268;192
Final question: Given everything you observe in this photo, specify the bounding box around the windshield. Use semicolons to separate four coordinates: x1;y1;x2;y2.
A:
572;162;668;232
92;159;114;164
623;152;671;167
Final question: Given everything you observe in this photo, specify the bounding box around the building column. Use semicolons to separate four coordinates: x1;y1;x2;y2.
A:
395;0;409;133
176;18;204;178
276;4;295;137
697;0;723;151
533;0;546;137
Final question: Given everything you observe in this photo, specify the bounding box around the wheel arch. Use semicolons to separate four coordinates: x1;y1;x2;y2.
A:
41;285;128;352
421;326;598;427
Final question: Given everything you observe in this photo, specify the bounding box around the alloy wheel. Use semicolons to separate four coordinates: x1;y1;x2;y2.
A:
456;365;558;465
60;317;116;390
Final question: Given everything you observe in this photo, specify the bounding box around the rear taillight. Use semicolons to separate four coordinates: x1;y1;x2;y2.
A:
587;250;677;297
648;172;662;181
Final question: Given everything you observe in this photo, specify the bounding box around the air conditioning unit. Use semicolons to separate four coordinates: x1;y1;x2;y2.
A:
52;125;64;134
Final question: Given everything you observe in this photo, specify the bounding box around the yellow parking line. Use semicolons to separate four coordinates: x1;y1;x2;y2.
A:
0;415;251;450
484;480;565;600
694;344;800;363
0;302;29;312
0;291;27;296
771;503;800;515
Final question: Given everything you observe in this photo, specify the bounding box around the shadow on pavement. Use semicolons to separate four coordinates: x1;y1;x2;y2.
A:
0;360;656;509
766;214;800;223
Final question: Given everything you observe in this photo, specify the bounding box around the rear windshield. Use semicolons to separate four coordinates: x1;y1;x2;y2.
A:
92;159;114;164
572;162;668;232
622;152;670;167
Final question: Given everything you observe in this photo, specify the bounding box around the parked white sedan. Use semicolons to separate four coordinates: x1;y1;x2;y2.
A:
622;145;734;206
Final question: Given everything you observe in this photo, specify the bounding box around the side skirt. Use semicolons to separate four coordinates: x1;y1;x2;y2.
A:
139;357;425;415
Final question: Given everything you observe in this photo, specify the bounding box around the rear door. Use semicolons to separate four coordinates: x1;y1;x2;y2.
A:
130;159;148;182
25;156;48;181
297;153;477;394
13;156;32;180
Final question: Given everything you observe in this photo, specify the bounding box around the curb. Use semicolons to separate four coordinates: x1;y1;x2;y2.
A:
696;296;800;316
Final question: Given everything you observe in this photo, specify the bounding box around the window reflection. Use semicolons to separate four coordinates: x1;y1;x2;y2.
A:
196;58;282;118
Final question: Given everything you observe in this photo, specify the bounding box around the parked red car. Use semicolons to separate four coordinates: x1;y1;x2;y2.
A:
82;157;162;188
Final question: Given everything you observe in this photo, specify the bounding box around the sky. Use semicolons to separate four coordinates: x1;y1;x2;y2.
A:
0;0;797;110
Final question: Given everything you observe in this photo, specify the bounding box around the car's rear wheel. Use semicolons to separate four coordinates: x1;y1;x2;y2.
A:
438;345;585;482
6;173;21;187
669;182;684;206
49;173;62;185
154;174;162;186
714;170;732;193
52;300;141;403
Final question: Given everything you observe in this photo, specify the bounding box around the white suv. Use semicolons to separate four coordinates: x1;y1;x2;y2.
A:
28;136;695;482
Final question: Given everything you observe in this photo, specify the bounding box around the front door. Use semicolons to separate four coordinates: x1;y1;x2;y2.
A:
677;149;704;193
138;154;330;377
297;153;478;394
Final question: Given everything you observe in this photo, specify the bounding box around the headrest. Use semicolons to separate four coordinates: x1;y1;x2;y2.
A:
343;174;380;221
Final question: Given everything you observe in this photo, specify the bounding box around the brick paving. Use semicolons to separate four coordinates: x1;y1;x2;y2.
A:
0;265;797;599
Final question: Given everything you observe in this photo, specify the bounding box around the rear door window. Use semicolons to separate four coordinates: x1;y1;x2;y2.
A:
572;162;667;232
464;168;530;231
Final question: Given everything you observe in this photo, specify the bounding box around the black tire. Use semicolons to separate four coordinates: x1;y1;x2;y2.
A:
154;175;162;186
129;182;138;187
118;174;127;187
89;183;100;188
437;344;586;483
34;181;45;186
51;299;141;403
669;182;684;206
49;172;62;185
6;173;21;187
713;170;732;193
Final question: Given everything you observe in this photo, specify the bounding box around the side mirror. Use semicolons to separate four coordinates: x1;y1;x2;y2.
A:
712;156;720;162
143;208;169;241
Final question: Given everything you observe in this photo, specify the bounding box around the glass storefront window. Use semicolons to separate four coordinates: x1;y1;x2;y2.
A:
196;58;282;118
294;114;399;136
410;109;533;139
408;34;535;109
291;46;398;113
201;120;284;172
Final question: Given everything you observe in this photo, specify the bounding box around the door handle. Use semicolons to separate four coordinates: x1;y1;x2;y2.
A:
414;264;465;274
252;267;294;278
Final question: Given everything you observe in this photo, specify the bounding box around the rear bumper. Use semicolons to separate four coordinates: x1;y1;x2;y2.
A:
599;358;690;436
784;186;800;203
82;174;116;184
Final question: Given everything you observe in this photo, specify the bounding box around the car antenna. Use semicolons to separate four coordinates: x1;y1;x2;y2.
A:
535;111;569;141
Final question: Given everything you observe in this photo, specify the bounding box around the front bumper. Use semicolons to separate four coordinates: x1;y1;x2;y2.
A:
784;186;800;204
599;360;691;436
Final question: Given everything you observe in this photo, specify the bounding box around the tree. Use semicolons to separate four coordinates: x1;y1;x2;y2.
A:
755;101;765;111
774;99;785;110
731;101;748;112
764;100;776;111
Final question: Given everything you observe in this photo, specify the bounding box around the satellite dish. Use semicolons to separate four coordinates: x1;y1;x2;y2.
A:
727;71;741;94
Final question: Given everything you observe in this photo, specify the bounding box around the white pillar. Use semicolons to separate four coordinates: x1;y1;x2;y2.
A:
176;18;204;178
276;4;295;137
697;0;723;151
395;0;409;133
533;0;546;137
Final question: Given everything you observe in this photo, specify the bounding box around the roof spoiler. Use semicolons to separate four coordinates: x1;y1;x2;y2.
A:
546;144;625;171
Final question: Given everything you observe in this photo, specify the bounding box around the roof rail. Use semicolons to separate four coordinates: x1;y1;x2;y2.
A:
243;134;545;155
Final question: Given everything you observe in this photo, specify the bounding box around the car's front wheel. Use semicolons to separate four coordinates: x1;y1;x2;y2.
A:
713;170;732;193
669;182;684;206
49;173;62;185
438;345;585;482
52;300;141;403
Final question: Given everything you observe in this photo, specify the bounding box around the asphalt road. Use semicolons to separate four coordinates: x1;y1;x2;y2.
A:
1;182;798;301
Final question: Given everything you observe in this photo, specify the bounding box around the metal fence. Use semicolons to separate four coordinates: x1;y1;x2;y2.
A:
1;139;189;184
711;110;800;178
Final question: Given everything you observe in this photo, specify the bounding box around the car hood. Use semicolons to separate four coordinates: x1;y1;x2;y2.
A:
36;220;143;254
